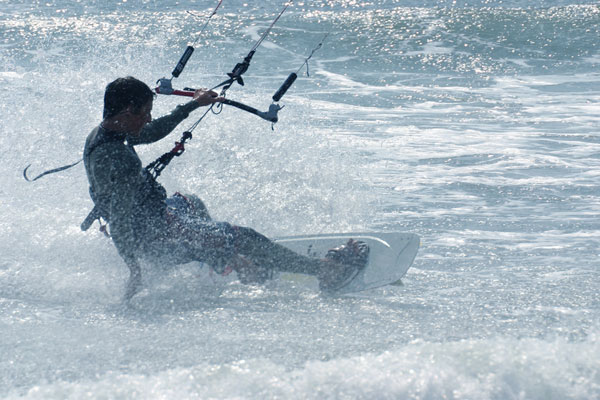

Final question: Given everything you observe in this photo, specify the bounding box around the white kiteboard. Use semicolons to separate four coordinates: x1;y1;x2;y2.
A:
274;232;420;294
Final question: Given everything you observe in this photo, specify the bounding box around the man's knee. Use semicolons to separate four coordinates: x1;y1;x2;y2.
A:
174;192;211;221
231;226;271;253
232;226;263;242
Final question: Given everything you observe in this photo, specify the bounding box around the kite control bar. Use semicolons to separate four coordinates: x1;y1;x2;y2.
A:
155;78;286;123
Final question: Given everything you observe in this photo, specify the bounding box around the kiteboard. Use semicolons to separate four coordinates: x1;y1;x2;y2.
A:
274;232;420;294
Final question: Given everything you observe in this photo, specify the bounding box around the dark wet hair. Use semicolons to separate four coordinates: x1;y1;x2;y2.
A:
103;76;155;119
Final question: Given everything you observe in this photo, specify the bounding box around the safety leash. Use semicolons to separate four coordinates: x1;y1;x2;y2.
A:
23;159;82;182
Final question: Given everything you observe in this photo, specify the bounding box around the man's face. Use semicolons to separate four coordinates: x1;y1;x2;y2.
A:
127;99;153;136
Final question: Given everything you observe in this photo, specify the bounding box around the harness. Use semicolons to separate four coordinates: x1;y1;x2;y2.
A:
80;128;128;235
81;127;188;234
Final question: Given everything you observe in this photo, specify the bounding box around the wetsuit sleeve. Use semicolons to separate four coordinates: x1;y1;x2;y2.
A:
128;101;201;145
89;144;142;262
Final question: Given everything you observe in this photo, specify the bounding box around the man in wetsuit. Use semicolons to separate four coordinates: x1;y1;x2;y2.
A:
84;76;368;300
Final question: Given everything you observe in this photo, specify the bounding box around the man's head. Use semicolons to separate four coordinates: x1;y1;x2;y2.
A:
103;76;155;135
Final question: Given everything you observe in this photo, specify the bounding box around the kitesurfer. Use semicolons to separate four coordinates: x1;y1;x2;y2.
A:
84;76;369;300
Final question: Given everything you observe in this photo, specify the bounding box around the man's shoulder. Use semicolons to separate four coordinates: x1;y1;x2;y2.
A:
84;125;101;148
85;126;128;157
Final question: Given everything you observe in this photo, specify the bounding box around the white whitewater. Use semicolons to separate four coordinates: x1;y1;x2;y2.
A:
1;1;599;399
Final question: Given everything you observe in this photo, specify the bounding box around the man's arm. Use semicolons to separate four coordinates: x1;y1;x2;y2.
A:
108;158;146;301
129;101;201;145
124;256;142;300
129;89;224;145
90;144;145;298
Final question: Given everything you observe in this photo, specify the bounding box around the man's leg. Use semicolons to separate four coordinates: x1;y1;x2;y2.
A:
230;228;370;291
162;216;322;275
161;216;368;290
231;226;323;275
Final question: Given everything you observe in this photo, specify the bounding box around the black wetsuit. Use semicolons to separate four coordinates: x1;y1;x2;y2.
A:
83;101;323;277
84;101;236;268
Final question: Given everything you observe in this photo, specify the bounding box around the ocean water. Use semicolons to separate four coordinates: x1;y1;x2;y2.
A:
1;0;599;398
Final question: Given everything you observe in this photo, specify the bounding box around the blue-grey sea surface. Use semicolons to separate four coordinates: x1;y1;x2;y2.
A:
0;1;598;398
